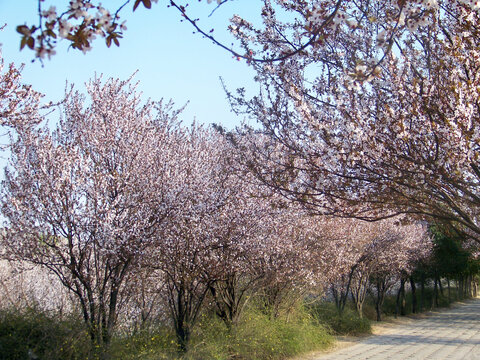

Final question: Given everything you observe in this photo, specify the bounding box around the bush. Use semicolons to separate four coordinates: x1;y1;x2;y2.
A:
109;327;178;360
0;307;90;360
187;305;333;360
0;299;375;359
309;302;372;336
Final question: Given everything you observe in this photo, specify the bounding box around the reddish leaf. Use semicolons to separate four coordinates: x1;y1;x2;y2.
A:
20;36;27;50
47;29;57;39
142;0;152;9
26;37;35;50
133;0;142;11
16;25;30;36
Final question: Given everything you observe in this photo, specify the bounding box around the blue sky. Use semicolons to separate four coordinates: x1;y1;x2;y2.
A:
0;1;261;129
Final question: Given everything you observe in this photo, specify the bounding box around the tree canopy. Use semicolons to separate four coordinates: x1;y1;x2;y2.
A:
223;1;480;243
11;1;480;241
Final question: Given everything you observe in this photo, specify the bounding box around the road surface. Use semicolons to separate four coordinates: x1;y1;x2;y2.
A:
316;298;480;360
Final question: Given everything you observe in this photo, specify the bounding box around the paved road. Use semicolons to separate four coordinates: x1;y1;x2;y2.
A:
317;298;480;360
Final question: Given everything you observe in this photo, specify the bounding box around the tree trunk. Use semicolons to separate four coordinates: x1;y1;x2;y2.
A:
468;275;473;297
400;278;406;316
410;276;417;314
395;278;406;318
433;276;439;308
438;276;444;297
175;284;190;353
331;283;348;316
447;278;451;304
374;278;387;322
395;285;401;319
420;274;425;312
351;273;369;319
331;266;356;316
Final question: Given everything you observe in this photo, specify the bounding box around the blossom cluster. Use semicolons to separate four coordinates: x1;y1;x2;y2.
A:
16;0;227;60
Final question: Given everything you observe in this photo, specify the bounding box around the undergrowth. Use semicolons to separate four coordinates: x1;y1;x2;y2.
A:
0;307;90;360
0;287;473;360
309;302;371;336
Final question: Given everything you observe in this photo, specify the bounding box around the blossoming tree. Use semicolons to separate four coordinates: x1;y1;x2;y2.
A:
227;1;480;243
1;75;183;350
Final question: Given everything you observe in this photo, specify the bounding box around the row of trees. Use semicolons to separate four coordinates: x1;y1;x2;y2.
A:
12;2;480;241
4;1;480;355
327;220;480;322
0;53;437;354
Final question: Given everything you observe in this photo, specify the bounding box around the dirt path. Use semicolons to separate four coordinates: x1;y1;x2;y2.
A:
296;298;480;360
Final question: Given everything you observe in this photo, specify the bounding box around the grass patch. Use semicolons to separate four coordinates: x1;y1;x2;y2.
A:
108;303;334;360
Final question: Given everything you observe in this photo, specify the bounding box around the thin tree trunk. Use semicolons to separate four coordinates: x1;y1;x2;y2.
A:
395;278;406;318
420;274;425;312
331;266;356;316
447;278;451;304
468;275;473;297
410;276;417;314
374;278;387;322
400;278;406;316
351;273;369;319
395;284;401;319
438;276;444;297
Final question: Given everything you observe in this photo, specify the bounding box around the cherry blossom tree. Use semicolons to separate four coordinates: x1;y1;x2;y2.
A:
146;124;314;350
144;123;246;352
251;209;325;318
347;219;431;318
227;1;480;244
1;75;183;350
295;215;431;318
306;217;367;315
205;182;280;328
363;220;431;321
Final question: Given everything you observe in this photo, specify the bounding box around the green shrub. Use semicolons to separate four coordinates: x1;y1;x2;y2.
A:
0;307;90;360
185;305;333;360
309;302;371;336
109;327;178;360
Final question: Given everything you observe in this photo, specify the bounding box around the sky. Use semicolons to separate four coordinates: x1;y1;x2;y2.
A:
0;1;262;130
